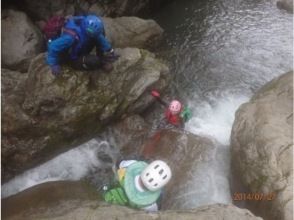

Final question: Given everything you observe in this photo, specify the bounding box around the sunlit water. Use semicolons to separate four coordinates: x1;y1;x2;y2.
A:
2;0;292;209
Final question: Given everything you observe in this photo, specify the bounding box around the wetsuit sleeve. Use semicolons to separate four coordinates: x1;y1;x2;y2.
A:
96;33;112;52
46;34;75;66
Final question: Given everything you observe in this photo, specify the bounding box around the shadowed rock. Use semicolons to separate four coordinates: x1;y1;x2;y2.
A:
1;10;43;72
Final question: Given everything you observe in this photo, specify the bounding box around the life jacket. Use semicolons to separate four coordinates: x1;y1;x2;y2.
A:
103;164;160;209
165;109;182;126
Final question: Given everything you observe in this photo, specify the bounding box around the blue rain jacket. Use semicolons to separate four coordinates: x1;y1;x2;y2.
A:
47;16;112;66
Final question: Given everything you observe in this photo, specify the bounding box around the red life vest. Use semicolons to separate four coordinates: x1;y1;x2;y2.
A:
165;109;182;126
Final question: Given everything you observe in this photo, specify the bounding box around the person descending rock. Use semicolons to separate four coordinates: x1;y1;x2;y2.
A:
102;160;172;212
151;90;192;129
166;100;192;128
45;15;118;76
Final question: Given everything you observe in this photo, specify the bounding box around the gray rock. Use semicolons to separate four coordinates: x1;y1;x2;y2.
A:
107;114;150;151
2;181;262;220
121;129;227;209
1;69;30;134
277;0;293;13
103;17;164;49
1;10;43;72
102;0;173;17
89;3;106;16
23;0;67;20
1;48;169;182
5;203;263;220
231;71;293;220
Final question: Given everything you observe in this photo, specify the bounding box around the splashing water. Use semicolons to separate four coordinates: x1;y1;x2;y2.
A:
186;94;249;145
1;139;118;198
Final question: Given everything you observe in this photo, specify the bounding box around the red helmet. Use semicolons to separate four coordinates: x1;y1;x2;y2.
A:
169;100;182;115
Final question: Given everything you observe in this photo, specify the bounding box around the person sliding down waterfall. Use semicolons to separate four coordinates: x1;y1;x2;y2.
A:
151;90;192;130
46;15;118;76
102;160;172;212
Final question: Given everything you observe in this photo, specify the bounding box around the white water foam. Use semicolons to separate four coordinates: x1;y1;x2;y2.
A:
180;94;249;207
186;94;249;145
1;139;115;199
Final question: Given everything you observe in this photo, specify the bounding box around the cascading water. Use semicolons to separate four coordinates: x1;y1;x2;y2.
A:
1;139;119;198
150;0;292;208
2;0;292;210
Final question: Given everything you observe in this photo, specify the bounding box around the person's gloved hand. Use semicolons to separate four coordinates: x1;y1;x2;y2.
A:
103;48;119;63
51;65;61;76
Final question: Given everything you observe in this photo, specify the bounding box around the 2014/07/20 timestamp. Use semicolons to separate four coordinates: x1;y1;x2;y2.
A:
233;192;276;201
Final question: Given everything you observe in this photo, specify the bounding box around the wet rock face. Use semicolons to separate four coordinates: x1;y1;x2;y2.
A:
1;48;169;182
107;114;150;151
103;17;163;49
1;9;43;72
231;72;293;220
121;129;225;209
2;181;262;220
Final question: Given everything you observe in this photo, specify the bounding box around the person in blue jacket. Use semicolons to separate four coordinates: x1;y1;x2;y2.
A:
47;15;117;76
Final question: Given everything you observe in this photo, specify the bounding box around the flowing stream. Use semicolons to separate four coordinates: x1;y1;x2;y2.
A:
149;0;292;208
2;0;292;210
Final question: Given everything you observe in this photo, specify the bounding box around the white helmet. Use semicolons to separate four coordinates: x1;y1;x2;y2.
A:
141;160;172;191
169;100;182;115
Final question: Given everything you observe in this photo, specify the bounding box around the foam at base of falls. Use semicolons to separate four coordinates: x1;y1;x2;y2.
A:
186;94;249;145
174;94;249;207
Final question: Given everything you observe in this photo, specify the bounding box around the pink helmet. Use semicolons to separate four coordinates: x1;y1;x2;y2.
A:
169;100;182;115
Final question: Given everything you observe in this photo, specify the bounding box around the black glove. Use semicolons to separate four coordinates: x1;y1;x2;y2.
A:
103;49;119;63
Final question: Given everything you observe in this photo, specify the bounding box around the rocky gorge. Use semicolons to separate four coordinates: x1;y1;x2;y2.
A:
1;0;293;220
2;7;168;182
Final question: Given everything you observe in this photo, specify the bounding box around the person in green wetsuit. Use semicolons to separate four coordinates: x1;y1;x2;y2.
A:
103;160;172;212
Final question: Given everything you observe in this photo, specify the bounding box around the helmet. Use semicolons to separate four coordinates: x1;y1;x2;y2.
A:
169;100;182;115
84;15;103;37
141;160;172;191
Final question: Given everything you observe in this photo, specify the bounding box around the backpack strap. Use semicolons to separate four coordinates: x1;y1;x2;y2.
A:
62;28;80;41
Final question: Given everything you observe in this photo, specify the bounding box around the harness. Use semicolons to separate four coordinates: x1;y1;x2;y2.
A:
62;28;80;41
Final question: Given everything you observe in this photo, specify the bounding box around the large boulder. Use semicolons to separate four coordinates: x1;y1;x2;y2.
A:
121;128;232;209
231;72;293;220
1;10;43;72
2;181;261;220
1;48;169;182
103;17;163;49
23;0;72;20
